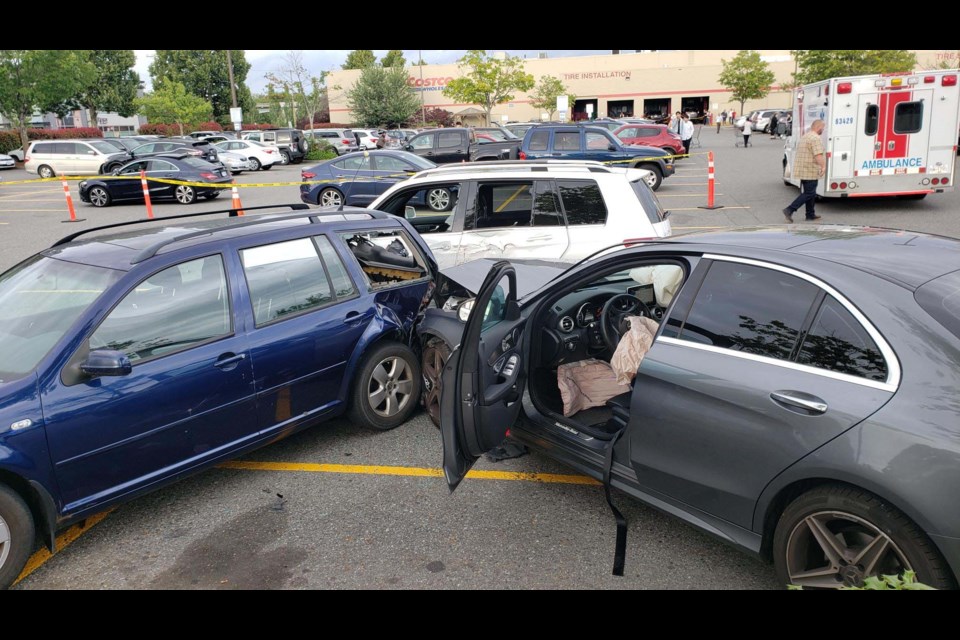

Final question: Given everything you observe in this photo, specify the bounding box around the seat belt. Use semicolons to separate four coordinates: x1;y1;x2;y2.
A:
603;426;628;576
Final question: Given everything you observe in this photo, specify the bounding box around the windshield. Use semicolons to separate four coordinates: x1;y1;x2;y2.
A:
0;256;122;383
90;141;120;154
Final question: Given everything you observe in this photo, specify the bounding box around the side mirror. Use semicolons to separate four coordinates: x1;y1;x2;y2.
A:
88;150;97;155
608;144;618;151
404;144;413;151
111;168;121;176
404;205;417;220
80;350;132;378
457;299;476;323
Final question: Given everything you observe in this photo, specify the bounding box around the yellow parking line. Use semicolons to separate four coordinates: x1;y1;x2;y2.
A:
219;460;600;485
495;185;529;213
14;508;115;586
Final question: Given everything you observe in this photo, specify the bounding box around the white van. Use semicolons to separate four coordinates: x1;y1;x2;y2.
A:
24;139;122;178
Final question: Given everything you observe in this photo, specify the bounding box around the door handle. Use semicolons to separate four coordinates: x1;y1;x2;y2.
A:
214;353;247;369
770;391;827;414
343;311;366;325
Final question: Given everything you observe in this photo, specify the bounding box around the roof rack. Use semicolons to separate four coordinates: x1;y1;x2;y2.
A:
414;159;612;179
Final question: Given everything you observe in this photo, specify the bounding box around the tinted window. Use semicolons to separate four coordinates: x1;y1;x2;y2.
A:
639;127;659;137
528;130;549;151
864;104;879;136
182;157;212;170
532;182;563;227
32;143;56;154
557;179;607;225
585;132;609;150
90;257;231;362
53;142;78;154
679;261;819;360
374;155;415;172
630;178;667;224
797;296;887;381
241;238;333;326
473;182;534;229
617;127;639;139
894;101;922;134
438;132;462;148
119;161;148;174
147;160;177;171
915;269;960;340
314;235;356;299
89;141;119;154
333;155;372;170
554;132;580;151
133;144;156;154
410;134;434;150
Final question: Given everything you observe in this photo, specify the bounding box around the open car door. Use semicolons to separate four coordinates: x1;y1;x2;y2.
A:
440;261;527;491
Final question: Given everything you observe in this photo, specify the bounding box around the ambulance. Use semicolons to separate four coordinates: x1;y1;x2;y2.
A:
783;69;960;198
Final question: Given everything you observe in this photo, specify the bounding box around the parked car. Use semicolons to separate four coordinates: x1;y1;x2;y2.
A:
504;122;541;138
472;126;520;141
424;225;960;590
368;160;672;269
613;123;685;157
23;139;126;178
405;127;522;164
0;205;438;589
217;150;255;175
585;118;628;132
98;137;151;154
6;147;24;162
306;128;360;156
754;109;783;134
376;130;408;150
241;128;308;164
79;154;233;207
188;130;223;139
0;153;14;170
350;129;380;150
213;140;282;171
300;150;436;207
101;139;220;173
520;124;675;190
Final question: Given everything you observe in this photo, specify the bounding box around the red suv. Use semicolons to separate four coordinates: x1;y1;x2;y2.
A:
613;124;684;157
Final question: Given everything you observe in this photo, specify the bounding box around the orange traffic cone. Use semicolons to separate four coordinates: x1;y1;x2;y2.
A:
231;182;245;217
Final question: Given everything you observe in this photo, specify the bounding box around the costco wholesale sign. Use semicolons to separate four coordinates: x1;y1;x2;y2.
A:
407;76;455;92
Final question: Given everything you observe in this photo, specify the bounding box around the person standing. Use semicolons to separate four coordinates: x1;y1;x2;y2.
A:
721;110;727;125
741;118;752;147
782;119;826;222
769;112;780;140
669;111;683;136
680;113;695;156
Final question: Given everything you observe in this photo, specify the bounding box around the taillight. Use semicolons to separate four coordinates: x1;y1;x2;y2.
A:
943;75;957;87
924;75;936;84
200;172;217;180
839;182;848;189
264;149;275;154
302;172;316;180
342;139;352;144
830;182;839;190
23;156;29;163
837;82;852;94
519;150;527;160
941;177;949;185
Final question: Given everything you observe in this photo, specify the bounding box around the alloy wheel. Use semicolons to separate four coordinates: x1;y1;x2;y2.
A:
367;356;414;418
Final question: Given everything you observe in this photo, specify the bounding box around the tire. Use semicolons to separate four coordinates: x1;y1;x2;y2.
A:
174;185;196;205
291;157;303;165
421;337;452;429
348;342;421;431
204;191;221;200
37;165;55;179
636;164;663;191
280;150;291;165
426;187;452;211
249;158;262;171
0;484;35;590
317;187;343;208
773;484;956;590
88;186;112;208
261;164;272;171
230;171;241;176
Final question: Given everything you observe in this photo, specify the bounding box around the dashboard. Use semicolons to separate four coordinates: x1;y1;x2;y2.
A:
538;280;669;367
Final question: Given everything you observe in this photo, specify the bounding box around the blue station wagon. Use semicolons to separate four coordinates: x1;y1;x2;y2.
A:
0;205;437;587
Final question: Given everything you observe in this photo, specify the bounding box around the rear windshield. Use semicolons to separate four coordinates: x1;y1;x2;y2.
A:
915;269;960;339
630;178;667;223
182;157;213;170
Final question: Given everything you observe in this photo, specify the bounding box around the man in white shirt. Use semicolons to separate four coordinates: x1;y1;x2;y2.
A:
680;113;695;156
741;118;752;147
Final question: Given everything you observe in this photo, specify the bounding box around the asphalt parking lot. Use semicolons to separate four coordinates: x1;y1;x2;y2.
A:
4;133;959;590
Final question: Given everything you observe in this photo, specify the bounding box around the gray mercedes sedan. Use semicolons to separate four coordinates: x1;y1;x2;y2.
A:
421;225;960;589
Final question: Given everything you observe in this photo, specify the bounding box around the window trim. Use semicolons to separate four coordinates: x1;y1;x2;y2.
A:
662;253;900;391
312;234;360;304
893;100;923;135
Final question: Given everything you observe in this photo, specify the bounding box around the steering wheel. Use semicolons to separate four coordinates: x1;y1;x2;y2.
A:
600;293;653;352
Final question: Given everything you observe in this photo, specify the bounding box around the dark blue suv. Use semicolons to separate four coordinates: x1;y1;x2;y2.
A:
519;124;675;190
0;205;437;587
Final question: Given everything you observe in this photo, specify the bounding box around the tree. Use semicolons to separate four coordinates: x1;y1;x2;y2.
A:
529;75;575;120
342;50;376;70
149;50;255;126
78;50;140;129
265;51;328;133
381;50;406;68
136;82;212;136
442;50;534;126
0;50;96;148
347;65;421;127
718;50;776;116
792;50;917;85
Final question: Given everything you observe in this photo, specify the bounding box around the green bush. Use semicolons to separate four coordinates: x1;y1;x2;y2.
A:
305;140;338;162
0;130;20;154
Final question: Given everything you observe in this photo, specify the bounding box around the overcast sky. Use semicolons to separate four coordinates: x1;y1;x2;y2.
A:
134;50;613;93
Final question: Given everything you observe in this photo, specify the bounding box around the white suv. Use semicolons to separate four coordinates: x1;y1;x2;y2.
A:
368;160;672;269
